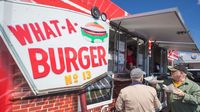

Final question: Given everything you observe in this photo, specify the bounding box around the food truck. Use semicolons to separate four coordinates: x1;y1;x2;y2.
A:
0;0;199;112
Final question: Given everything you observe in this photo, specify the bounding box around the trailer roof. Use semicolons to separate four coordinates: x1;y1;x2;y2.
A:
111;8;199;52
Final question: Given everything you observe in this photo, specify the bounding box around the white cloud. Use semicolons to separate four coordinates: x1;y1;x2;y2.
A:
198;0;200;5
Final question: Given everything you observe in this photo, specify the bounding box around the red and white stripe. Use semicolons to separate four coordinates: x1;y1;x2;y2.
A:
19;0;128;20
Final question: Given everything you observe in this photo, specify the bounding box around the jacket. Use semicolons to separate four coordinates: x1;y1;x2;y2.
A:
161;78;200;112
115;83;161;112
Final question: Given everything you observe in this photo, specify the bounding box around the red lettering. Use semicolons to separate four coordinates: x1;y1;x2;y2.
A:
8;24;33;46
97;46;107;66
78;47;90;69
28;48;50;79
65;47;79;72
29;23;46;41
49;48;65;74
28;46;108;79
66;19;76;34
90;46;99;67
43;22;57;39
50;20;61;36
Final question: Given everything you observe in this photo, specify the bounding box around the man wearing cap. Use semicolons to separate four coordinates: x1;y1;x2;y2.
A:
115;68;161;112
156;64;200;112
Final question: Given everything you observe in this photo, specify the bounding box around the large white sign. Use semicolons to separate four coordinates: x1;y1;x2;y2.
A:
0;1;109;95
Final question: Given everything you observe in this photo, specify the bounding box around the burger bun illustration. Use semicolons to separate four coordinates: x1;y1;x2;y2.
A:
81;22;108;43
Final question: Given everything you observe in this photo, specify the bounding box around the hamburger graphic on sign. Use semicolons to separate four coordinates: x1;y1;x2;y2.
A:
81;22;108;43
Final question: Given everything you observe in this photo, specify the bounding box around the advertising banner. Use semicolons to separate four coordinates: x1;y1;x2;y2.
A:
0;1;109;95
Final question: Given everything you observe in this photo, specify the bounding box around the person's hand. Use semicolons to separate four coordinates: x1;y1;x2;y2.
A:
174;89;185;97
162;84;172;93
163;84;176;93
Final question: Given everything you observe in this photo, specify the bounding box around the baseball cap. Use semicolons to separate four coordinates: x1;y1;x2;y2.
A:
130;68;146;78
168;64;187;74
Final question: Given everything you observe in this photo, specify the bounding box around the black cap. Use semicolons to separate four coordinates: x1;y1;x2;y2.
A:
168;64;187;74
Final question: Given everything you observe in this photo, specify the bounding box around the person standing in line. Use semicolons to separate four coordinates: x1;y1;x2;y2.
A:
115;68;161;112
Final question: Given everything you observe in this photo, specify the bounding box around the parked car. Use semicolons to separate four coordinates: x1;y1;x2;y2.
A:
187;69;200;84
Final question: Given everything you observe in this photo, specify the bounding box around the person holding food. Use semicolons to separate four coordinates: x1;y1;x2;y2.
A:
149;64;200;112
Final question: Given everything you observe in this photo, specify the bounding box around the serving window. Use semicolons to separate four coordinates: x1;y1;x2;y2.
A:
108;28;146;75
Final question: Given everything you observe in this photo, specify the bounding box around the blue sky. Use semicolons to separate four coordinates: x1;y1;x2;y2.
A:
112;0;200;50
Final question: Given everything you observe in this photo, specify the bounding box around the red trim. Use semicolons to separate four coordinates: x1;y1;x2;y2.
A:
33;0;89;14
31;0;127;20
80;89;87;112
0;38;12;112
83;29;106;36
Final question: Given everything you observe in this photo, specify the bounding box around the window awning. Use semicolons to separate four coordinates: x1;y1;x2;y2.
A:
111;8;199;52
